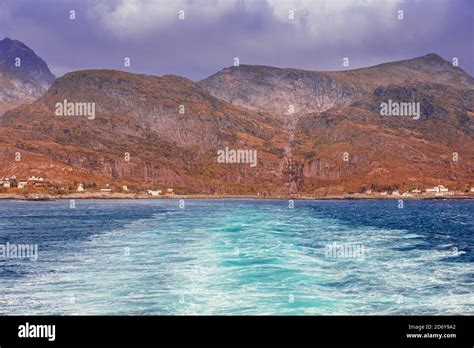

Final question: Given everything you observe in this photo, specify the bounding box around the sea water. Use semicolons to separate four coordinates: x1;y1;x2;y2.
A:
0;199;472;315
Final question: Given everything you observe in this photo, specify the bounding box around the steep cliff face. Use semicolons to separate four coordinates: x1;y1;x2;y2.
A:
0;52;472;195
0;38;55;115
0;69;287;194
293;81;474;193
40;70;279;150
197;53;473;193
197;65;363;116
197;54;473;117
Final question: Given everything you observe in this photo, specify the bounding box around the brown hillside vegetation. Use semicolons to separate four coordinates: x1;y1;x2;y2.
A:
0;54;473;195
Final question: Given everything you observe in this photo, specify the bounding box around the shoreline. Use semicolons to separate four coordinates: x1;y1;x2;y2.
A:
1;192;473;201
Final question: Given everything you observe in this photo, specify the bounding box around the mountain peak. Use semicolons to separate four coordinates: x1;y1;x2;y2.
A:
420;53;446;62
392;52;469;77
414;53;453;66
0;38;56;115
1;37;27;47
0;37;55;86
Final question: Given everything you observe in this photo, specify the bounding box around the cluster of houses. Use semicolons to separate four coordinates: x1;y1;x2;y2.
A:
145;189;174;196
0;176;175;196
369;185;474;197
1;176;472;197
0;176;48;189
76;183;174;196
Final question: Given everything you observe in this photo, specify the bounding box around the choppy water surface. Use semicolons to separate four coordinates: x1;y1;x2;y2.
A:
0;199;472;315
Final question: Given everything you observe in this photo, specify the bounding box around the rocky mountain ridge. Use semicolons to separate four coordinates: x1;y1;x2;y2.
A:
197;54;473;117
0;37;55;116
0;43;472;195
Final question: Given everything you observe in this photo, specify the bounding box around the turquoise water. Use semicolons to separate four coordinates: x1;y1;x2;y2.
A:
0;199;472;315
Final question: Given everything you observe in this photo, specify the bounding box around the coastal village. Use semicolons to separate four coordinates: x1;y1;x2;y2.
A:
0;175;175;197
0;174;473;199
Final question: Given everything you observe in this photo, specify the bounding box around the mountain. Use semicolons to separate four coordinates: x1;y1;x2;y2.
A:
0;52;472;196
0;69;287;194
197;54;473;116
0;38;55;115
294;81;474;194
198;53;474;194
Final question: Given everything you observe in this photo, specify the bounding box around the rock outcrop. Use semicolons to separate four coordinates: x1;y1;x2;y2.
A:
0;38;55;115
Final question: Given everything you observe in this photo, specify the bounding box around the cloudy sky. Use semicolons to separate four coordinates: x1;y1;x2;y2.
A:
0;0;472;80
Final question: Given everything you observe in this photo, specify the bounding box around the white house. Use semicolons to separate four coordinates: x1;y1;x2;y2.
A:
27;176;47;187
77;183;85;192
426;185;449;193
17;181;28;189
411;188;422;193
391;190;400;196
28;176;44;182
147;190;161;196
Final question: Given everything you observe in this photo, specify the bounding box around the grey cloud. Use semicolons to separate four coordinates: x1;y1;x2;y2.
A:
0;0;471;79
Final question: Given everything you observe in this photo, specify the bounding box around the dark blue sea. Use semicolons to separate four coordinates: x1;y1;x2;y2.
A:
0;199;472;315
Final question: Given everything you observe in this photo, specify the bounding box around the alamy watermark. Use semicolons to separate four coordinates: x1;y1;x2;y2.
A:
380;99;420;120
217;147;257;167
325;242;365;260
0;242;38;261
55;99;96;120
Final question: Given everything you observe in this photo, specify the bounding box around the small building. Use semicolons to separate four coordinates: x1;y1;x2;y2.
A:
166;188;174;195
27;176;46;187
391;190;400;196
365;189;372;194
100;188;112;193
411;188;422;194
470;188;474;193
77;183;85;192
402;192;413;197
3;178;10;188
17;181;28;189
380;191;387;195
147;190;161;196
426;185;449;194
122;185;129;192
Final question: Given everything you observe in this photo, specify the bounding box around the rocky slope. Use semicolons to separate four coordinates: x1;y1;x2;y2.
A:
293;81;474;194
0;70;287;194
0;52;472;195
197;54;473;116
198;53;473;194
0;38;55;115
